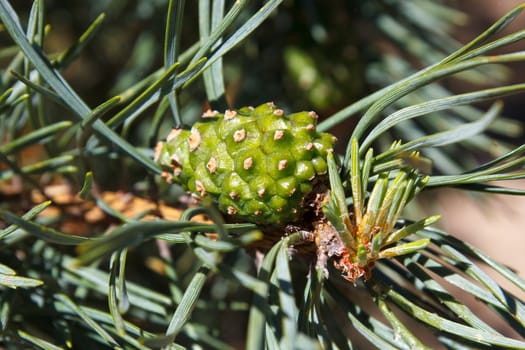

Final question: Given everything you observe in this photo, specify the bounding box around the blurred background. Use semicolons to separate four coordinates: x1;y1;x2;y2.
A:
3;0;525;291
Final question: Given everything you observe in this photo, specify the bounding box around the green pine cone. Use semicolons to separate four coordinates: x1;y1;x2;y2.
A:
154;102;336;225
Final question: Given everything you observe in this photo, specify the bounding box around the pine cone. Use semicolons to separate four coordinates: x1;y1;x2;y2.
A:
155;102;336;225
